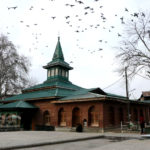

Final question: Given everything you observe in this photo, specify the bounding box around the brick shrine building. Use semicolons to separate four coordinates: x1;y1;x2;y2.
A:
1;37;150;132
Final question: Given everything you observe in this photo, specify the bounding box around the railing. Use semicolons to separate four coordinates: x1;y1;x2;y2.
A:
0;125;21;131
121;121;140;132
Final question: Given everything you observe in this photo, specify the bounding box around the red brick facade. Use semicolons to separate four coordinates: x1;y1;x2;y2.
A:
30;99;150;131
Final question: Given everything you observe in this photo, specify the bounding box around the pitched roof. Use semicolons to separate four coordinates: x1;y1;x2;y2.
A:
106;93;127;100
52;36;64;61
60;88;105;100
43;37;72;70
3;80;85;102
58;88;127;102
0;101;38;109
142;91;150;97
24;80;82;91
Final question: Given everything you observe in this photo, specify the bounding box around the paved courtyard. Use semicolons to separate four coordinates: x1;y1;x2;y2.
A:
0;131;149;150
19;138;150;150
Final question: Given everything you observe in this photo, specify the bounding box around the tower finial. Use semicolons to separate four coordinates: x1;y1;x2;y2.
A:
58;31;60;41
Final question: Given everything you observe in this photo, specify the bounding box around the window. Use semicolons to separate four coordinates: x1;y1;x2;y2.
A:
72;107;80;127
51;69;54;76
109;106;115;125
88;106;99;127
62;70;65;77
66;71;68;78
48;70;51;77
55;68;58;76
58;108;66;126
43;111;50;125
133;108;138;122
118;108;123;123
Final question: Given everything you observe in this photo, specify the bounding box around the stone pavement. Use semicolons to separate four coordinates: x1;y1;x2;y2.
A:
0;131;148;150
92;139;150;150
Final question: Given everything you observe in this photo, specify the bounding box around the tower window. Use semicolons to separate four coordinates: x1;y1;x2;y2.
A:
48;70;51;77
55;68;58;76
51;69;54;76
58;69;62;76
66;71;68;78
62;70;65;77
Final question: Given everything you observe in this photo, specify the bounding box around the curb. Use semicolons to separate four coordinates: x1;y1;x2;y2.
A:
0;135;143;150
0;135;105;150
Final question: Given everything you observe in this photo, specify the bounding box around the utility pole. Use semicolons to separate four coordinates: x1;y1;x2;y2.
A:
125;67;130;123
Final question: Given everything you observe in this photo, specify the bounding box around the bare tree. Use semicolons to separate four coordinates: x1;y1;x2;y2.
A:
0;34;31;98
116;11;150;78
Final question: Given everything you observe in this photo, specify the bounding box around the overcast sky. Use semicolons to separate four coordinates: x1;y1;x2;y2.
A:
1;0;150;99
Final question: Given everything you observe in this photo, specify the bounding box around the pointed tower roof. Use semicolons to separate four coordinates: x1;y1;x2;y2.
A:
52;37;64;61
43;37;72;70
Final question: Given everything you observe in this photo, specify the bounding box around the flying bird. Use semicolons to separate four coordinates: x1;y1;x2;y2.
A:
125;8;128;12
133;13;139;17
118;33;121;37
84;6;90;9
8;6;17;10
29;6;33;10
65;16;70;19
51;16;56;19
70;4;75;7
76;1;84;4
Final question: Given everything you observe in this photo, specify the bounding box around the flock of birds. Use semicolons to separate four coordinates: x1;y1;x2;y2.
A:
2;0;147;64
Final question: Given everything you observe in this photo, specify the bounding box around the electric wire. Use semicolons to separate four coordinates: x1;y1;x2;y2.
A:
103;76;123;90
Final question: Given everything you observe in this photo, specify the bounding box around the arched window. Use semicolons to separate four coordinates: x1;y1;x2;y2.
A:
43;111;50;126
88;106;99;127
72;107;80;127
140;109;143;116
1;114;6;125
133;108;138;122
118;108;123;123
58;108;66;126
109;106;115;125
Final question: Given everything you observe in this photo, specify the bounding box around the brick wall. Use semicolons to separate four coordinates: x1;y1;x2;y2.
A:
30;99;150;130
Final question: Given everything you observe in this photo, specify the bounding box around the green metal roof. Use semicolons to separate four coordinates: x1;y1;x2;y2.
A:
52;37;64;61
3;88;80;102
24;80;83;92
0;101;38;109
60;88;128;101
60;91;105;101
106;93;127;100
3;83;129;103
43;37;72;70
